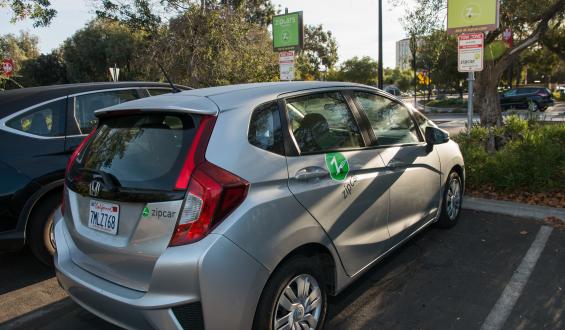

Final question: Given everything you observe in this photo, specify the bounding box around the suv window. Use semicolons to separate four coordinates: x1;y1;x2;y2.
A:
6;99;66;137
74;89;140;134
353;92;420;145
248;102;284;155
70;113;197;191
504;89;518;97
285;92;363;154
517;88;537;95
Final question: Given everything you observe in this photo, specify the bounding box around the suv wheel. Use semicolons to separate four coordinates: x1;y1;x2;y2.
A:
254;256;327;330
435;171;463;228
29;193;60;266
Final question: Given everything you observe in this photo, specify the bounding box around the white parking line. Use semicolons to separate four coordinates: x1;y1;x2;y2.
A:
480;225;553;330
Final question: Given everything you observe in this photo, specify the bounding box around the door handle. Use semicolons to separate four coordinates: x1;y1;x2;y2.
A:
294;167;328;181
387;159;405;169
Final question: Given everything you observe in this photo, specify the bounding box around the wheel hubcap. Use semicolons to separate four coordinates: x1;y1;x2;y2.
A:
274;274;322;330
43;211;56;256
446;178;461;220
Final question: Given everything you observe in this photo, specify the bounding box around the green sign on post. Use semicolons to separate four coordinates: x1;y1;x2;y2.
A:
447;0;499;34
272;11;303;51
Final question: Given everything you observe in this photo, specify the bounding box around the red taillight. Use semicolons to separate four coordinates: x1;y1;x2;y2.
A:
170;161;249;246
65;127;97;175
174;116;217;190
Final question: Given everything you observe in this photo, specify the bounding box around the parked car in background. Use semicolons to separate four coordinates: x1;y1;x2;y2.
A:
0;82;189;265
499;87;555;111
384;85;402;97
55;81;464;329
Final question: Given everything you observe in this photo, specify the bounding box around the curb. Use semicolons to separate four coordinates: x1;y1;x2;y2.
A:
463;197;565;221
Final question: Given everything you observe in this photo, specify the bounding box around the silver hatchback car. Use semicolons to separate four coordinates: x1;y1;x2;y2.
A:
55;81;464;330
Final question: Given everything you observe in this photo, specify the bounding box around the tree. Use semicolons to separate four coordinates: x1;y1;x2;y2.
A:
0;31;40;88
384;67;413;91
0;0;57;27
93;0;276;32
295;24;338;80
418;30;466;97
398;0;565;151
330;56;378;85
151;6;278;87
62;19;149;82
19;51;68;86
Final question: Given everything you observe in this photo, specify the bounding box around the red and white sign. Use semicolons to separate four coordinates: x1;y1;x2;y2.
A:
1;58;14;77
458;33;484;72
279;51;295;81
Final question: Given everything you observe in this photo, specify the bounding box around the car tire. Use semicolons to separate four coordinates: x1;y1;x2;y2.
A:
435;171;463;229
28;192;61;266
253;256;328;330
528;101;539;112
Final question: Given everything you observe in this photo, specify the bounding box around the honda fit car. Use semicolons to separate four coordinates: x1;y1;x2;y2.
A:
55;81;464;330
0;82;189;265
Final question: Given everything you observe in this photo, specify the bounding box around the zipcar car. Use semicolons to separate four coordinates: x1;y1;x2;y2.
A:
0;82;189;265
55;81;465;330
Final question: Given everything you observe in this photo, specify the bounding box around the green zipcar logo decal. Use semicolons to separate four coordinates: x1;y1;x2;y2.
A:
325;152;349;181
142;207;150;217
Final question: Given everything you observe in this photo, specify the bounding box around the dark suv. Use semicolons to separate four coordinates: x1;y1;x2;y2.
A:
499;87;555;111
0;82;189;265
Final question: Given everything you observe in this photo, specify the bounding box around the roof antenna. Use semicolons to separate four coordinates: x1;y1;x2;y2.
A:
157;62;181;93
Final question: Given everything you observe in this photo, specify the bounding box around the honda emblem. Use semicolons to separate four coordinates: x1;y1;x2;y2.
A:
89;180;101;197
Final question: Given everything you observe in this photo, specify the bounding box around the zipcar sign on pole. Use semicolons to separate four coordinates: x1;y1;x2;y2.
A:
447;0;499;34
458;33;484;72
272;11;303;51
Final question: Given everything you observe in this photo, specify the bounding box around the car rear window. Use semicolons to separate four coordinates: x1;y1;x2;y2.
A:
69;113;198;191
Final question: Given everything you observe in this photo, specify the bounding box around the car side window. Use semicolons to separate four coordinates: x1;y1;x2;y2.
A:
504;89;518;97
248;102;284;155
6;99;66;137
285;92;363;154
412;110;437;136
74;89;140;134
353;92;420;145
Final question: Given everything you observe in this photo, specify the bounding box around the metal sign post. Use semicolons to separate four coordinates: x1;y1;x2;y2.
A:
467;72;474;131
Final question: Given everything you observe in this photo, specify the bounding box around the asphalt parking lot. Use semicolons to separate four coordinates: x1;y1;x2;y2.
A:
1;210;563;330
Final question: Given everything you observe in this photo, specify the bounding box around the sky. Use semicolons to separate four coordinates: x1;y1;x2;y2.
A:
0;0;411;68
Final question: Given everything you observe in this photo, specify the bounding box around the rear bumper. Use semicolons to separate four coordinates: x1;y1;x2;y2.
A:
54;218;269;330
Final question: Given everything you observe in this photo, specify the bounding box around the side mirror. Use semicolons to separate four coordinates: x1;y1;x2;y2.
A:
425;126;450;146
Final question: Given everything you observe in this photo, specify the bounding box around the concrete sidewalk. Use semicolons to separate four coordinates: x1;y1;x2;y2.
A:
463;196;565;221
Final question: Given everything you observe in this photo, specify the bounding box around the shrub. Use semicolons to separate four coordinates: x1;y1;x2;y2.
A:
455;121;565;192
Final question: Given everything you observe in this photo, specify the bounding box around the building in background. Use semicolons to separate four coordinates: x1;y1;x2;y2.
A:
395;37;424;71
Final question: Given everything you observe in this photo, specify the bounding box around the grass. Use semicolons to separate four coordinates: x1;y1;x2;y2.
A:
454;116;565;193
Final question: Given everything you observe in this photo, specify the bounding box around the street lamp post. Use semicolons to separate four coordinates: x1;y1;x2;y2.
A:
378;0;383;90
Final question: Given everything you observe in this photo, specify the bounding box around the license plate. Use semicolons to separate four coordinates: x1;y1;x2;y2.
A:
88;200;119;235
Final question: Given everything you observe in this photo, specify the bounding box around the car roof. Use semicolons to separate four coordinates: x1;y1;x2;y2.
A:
97;81;376;116
0;82;189;118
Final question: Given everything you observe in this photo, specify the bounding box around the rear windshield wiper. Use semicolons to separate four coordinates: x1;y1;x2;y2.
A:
78;168;122;191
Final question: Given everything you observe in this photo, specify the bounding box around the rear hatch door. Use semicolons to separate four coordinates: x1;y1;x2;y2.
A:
64;104;214;291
